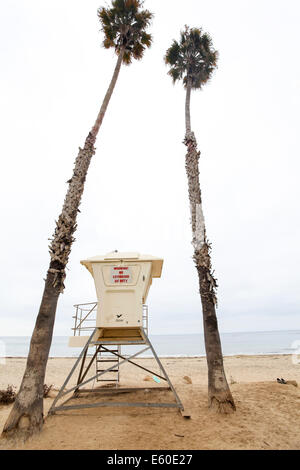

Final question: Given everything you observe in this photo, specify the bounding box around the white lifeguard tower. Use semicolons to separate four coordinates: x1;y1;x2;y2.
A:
49;251;188;417
69;251;163;346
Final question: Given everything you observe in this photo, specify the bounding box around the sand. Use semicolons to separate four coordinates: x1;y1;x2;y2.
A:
0;354;299;450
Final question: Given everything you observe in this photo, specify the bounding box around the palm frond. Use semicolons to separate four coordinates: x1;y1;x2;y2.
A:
97;0;153;63
164;41;180;66
168;67;182;84
132;41;144;60
140;31;152;47
122;49;132;64
165;25;218;89
103;37;115;49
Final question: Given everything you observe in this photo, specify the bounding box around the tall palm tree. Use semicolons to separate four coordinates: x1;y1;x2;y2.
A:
165;26;235;413
2;0;153;440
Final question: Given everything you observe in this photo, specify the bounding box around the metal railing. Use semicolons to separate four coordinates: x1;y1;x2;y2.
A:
72;302;149;336
142;304;148;335
72;302;98;336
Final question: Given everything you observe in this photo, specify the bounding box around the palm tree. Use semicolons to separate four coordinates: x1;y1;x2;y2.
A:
165;26;235;413
2;0;153;440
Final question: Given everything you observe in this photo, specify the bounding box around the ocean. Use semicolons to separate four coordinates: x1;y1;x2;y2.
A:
1;330;300;358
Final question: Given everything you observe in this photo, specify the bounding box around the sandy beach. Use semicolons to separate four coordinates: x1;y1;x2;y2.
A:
0;354;299;450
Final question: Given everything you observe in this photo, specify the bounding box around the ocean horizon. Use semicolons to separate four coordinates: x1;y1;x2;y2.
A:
1;329;300;358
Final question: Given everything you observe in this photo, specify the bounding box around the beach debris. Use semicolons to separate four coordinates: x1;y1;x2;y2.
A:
45;386;59;398
230;376;237;385
276;377;286;384
183;376;192;384
143;376;151;382
43;384;54;398
276;378;297;386
180;408;191;419
0;385;16;404
175;434;185;438
153;376;161;384
276;378;286;384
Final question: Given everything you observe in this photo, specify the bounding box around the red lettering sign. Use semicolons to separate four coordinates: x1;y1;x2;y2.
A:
111;266;132;284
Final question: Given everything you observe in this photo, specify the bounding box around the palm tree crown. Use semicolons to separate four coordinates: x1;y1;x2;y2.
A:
98;0;153;64
164;25;218;89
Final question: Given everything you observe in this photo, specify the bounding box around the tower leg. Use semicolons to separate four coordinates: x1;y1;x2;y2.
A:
141;329;184;412
76;345;102;388
48;330;189;418
48;328;97;414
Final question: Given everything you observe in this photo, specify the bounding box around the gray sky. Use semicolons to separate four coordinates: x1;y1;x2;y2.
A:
0;0;300;336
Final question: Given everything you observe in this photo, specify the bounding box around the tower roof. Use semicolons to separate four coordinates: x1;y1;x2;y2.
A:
80;251;163;278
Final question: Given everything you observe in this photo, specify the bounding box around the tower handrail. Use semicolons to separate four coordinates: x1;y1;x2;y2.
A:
72;302;149;336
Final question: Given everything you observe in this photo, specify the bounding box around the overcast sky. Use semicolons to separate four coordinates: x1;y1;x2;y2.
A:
0;0;300;337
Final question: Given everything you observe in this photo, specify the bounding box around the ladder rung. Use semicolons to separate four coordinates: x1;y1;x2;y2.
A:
99;351;119;354
98;353;119;355
96;379;118;382
96;345;120;384
100;348;118;352
97;359;119;362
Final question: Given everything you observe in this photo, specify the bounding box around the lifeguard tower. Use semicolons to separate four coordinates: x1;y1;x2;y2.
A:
49;251;188;417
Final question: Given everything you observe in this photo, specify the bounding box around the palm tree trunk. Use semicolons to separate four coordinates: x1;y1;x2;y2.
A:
92;48;125;136
185;79;192;134
184;81;235;413
1;48;125;441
